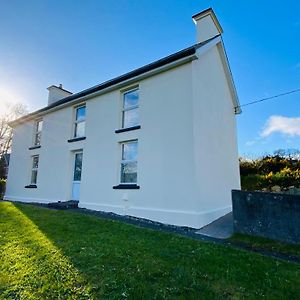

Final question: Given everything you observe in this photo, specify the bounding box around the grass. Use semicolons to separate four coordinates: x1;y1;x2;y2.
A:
230;233;300;257
1;202;300;299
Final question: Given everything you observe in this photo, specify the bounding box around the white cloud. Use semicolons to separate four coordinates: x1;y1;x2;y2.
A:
261;115;300;137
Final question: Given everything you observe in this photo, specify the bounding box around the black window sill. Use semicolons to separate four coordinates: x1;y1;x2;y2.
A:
25;184;37;188
113;184;140;189
68;136;86;143
115;125;141;134
29;145;41;150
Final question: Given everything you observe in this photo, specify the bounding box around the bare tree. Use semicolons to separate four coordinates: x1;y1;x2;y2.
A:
0;103;28;156
274;148;300;160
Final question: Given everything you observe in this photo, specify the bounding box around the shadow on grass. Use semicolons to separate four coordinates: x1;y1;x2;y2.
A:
3;202;300;299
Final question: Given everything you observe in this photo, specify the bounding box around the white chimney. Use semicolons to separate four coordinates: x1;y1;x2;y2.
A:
47;84;73;106
192;8;223;44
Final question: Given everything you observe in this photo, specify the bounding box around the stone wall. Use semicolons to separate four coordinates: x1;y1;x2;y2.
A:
232;190;300;244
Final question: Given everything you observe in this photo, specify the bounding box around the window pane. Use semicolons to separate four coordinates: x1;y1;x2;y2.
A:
35;132;41;146
123;108;139;128
122;142;138;161
37;120;43;132
76;106;86;122
75;122;85;138
32;156;39;169
121;162;137;183
73;153;83;181
124;89;139;109
31;170;38;184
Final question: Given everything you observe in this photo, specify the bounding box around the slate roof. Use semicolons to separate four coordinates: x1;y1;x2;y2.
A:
11;35;221;126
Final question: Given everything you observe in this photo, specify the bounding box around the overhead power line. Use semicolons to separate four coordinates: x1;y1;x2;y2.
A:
238;88;300;108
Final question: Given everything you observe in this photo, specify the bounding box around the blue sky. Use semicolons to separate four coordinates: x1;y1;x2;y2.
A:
0;0;300;157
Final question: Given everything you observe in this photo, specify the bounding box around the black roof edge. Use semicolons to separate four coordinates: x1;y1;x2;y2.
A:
11;35;220;126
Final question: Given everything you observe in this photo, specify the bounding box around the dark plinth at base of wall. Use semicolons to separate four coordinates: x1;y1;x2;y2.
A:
47;200;79;210
232;190;300;245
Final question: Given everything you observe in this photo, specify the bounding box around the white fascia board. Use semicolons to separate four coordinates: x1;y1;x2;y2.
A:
217;40;241;114
195;35;241;114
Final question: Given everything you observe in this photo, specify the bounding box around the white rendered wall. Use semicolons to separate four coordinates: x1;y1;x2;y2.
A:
191;45;241;225
5;106;86;203
5;46;240;228
80;63;198;225
194;15;220;43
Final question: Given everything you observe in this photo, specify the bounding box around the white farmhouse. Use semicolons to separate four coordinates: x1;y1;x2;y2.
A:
5;8;241;228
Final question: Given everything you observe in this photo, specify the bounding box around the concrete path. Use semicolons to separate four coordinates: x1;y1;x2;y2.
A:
195;212;233;239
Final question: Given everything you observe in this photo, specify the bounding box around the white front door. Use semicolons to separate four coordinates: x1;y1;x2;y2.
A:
72;152;83;201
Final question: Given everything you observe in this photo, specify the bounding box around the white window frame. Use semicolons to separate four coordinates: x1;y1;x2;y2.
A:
120;140;138;184
34;119;43;146
31;155;39;185
122;88;139;129
73;151;83;183
74;105;86;138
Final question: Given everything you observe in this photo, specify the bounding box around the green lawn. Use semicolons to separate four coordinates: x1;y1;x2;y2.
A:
1;202;300;299
230;233;300;257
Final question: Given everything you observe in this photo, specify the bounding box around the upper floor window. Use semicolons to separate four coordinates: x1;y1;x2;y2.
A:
31;155;39;185
34;119;43;146
74;105;86;138
120;140;138;184
122;89;139;129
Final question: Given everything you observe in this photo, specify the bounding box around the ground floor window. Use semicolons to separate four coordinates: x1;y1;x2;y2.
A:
73;152;83;181
71;151;83;200
31;155;39;184
120;140;138;184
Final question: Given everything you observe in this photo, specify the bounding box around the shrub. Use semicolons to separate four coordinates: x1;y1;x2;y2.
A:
239;159;257;176
240;151;300;191
265;168;300;189
256;156;288;174
241;174;266;191
0;179;6;198
241;168;300;191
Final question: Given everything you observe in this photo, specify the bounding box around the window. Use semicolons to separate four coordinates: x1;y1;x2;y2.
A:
73;152;83;182
34;119;43;146
120;140;138;184
31;155;39;185
74;105;86;138
122;89;139;128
